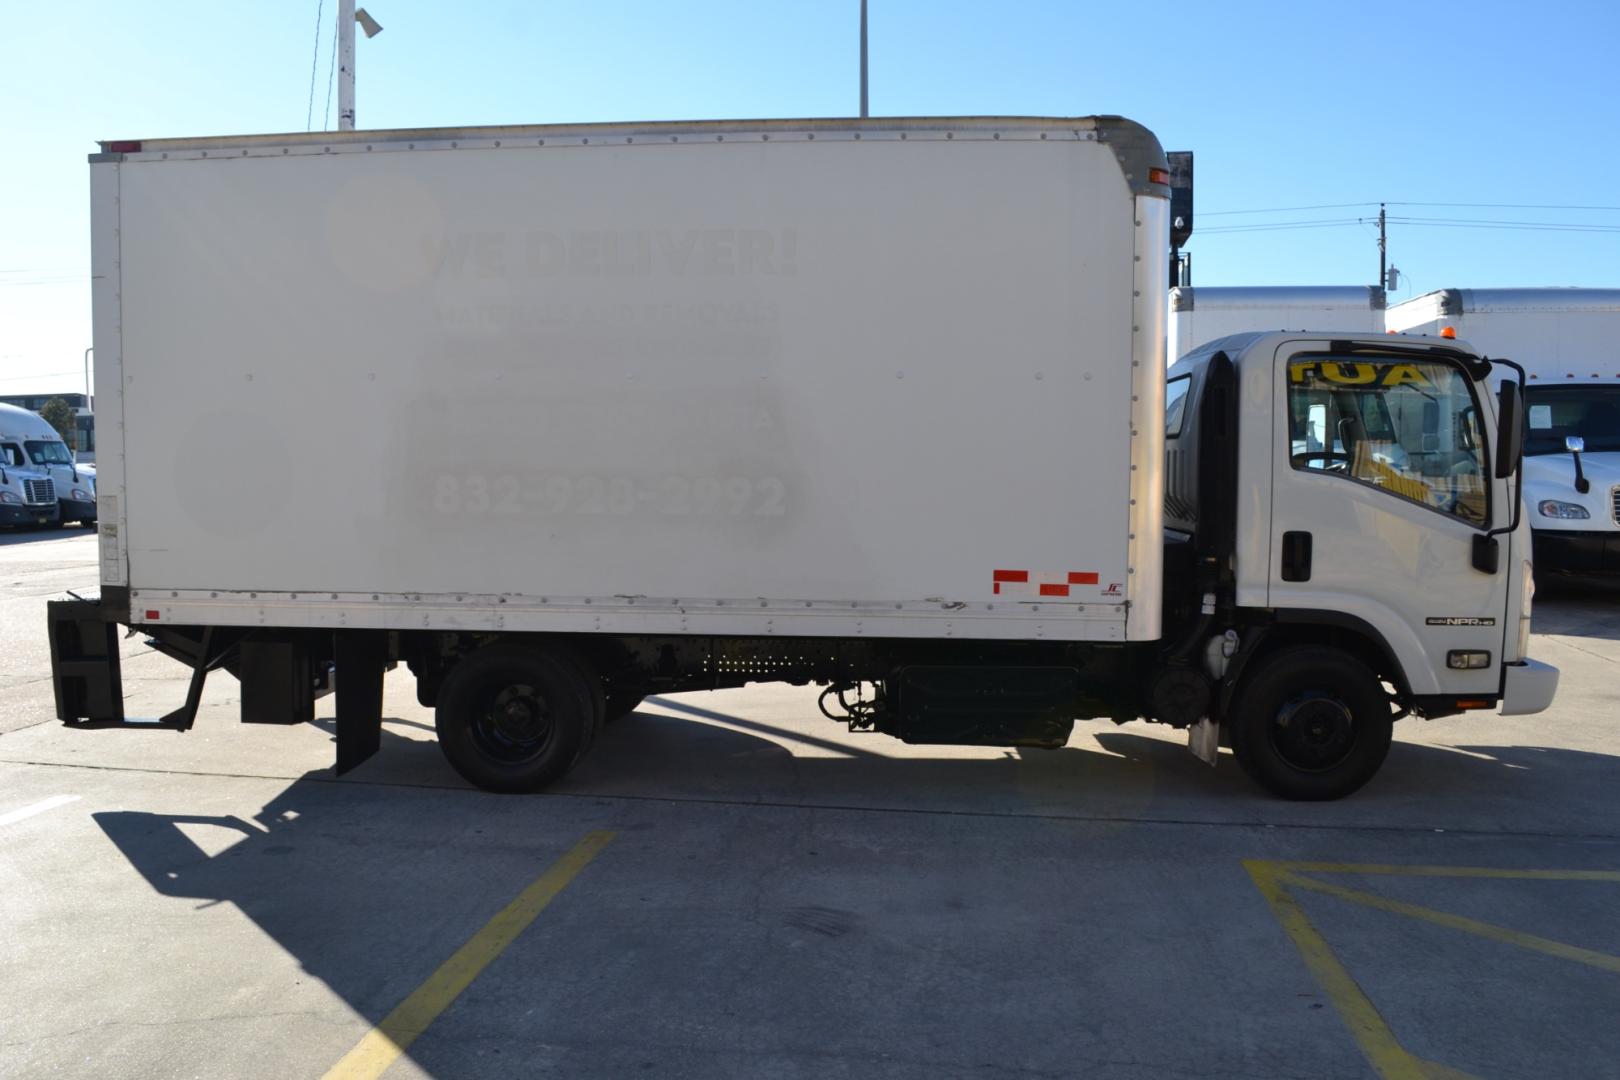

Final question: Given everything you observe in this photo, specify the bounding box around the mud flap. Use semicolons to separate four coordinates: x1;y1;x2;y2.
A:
1188;714;1220;766
334;631;387;775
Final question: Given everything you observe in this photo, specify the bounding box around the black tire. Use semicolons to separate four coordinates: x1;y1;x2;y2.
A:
434;644;594;793
1227;646;1393;801
549;647;606;762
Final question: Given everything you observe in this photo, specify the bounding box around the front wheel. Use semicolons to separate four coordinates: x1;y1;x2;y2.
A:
435;644;594;793
1227;646;1394;801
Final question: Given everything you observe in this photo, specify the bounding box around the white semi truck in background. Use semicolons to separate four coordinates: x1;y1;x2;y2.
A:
48;115;1556;800
0;403;64;529
0;403;96;528
1168;285;1386;362
1387;288;1620;575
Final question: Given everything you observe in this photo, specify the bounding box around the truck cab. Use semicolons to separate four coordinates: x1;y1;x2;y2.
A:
0;403;95;527
1164;332;1555;797
1520;381;1620;573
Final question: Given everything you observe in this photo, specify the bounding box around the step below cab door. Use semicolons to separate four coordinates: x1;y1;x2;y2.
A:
1266;343;1511;699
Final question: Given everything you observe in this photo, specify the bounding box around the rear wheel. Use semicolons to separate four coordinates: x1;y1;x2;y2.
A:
435;644;593;793
1227;646;1394;801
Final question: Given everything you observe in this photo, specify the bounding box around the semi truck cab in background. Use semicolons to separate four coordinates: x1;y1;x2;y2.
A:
0;403;96;527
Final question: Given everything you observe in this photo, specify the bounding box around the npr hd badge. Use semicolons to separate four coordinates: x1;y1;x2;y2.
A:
1426;617;1497;626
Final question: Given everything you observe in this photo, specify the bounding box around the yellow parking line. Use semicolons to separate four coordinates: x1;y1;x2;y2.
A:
1243;860;1433;1080
323;830;615;1080
1270;862;1620;882
1279;870;1620;975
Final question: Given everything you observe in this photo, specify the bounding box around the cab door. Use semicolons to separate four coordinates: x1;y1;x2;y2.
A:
1267;344;1509;698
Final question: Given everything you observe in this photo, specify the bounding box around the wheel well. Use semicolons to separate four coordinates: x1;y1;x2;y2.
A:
1224;621;1410;714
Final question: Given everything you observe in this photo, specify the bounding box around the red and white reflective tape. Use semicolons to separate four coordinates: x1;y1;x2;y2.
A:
992;569;1099;598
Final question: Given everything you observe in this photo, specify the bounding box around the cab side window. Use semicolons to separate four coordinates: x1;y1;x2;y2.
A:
1;444;22;468
1287;358;1489;526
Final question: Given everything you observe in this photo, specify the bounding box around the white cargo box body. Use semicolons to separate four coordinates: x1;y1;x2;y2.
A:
1384;288;1620;381
92;117;1168;643
1168;285;1385;362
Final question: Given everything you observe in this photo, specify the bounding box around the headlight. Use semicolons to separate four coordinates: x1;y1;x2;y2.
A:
0;491;18;504
1537;500;1589;519
71;488;92;501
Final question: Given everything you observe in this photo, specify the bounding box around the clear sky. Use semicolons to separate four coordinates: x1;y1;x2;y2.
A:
4;0;1618;393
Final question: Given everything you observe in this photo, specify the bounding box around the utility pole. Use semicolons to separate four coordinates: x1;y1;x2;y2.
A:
859;0;869;118
338;0;356;130
337;4;383;131
1377;202;1387;291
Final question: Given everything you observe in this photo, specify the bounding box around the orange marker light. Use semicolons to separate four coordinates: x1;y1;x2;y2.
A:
1440;326;1457;339
1148;167;1170;185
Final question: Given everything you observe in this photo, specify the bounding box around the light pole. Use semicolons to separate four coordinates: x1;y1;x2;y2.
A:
337;3;384;131
859;0;869;118
83;347;92;407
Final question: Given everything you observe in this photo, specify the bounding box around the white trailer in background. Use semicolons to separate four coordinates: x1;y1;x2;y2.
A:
1386;288;1620;574
47;115;1555;802
1169;285;1385;362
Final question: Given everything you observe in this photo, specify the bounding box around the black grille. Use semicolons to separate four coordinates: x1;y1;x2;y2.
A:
23;478;54;505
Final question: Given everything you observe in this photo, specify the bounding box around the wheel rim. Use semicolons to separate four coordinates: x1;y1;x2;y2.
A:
1268;692;1357;772
470;682;555;764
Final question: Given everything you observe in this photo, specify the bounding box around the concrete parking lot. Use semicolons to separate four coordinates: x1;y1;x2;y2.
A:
2;529;1618;1080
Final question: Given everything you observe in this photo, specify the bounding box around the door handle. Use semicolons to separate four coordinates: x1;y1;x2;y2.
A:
1281;531;1313;582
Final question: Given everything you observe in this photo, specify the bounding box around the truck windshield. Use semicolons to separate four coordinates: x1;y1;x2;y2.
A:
1287;356;1489;526
1524;386;1620;455
24;440;74;466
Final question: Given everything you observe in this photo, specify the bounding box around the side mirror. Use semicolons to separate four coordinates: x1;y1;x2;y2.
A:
1495;382;1524;479
1566;435;1586;454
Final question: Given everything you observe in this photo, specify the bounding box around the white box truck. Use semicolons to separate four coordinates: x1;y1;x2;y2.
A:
48;116;1556;800
1169;285;1386;363
0;403;97;527
1387;288;1620;575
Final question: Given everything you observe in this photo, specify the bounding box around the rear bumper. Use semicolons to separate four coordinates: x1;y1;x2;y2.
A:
1533;530;1620;574
0;503;60;527
1499;659;1559;716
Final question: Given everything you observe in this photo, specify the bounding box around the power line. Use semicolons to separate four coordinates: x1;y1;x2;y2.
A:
1202;202;1377;217
1389;201;1620;212
323;20;338;130
1207;199;1620;217
1198;219;1365;235
305;0;326;131
1387;215;1620;232
1386;221;1620;235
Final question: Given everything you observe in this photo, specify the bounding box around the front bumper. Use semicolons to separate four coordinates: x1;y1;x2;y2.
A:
0;502;61;527
1533;530;1620;574
1499;658;1559;716
59;497;96;523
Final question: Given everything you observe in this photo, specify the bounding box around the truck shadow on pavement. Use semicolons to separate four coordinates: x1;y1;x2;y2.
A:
86;705;1620;1076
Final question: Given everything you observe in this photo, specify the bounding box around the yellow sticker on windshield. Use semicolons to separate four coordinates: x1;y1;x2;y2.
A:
1290;360;1432;389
